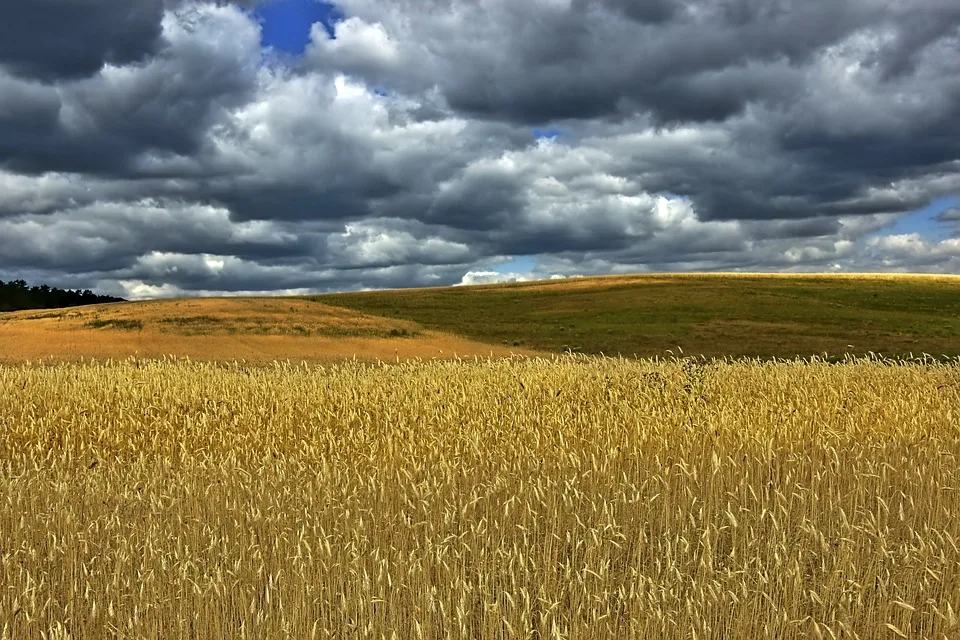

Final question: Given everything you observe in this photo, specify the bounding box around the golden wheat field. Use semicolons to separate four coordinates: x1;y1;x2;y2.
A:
1;355;960;639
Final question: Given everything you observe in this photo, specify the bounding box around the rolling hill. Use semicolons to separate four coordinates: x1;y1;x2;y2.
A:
317;273;960;360
2;273;959;362
0;297;539;362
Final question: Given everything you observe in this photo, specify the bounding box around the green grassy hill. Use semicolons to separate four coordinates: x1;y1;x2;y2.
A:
312;273;960;360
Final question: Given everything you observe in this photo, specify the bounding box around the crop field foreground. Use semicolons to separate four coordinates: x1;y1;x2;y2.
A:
2;355;960;639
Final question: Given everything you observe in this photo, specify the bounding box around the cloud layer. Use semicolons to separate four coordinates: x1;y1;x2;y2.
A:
1;0;959;297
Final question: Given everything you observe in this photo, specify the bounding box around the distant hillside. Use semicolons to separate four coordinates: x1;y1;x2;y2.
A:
4;272;960;362
0;279;124;313
315;273;960;360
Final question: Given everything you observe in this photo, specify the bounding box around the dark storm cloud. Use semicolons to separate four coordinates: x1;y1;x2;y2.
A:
424;173;526;230
870;1;960;79
580;0;681;25
333;0;880;125
207;179;400;223
2;0;960;298
937;207;960;222
0;200;313;273
307;0;960;225
111;251;472;296
743;217;842;240
0;4;260;176
0;0;166;81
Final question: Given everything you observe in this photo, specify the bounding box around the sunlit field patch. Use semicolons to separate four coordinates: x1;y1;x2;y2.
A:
0;297;536;363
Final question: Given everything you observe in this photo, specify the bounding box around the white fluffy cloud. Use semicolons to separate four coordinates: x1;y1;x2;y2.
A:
868;234;960;269
307;17;400;71
457;271;534;286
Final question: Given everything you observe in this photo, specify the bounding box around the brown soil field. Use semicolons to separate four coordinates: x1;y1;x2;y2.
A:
0;297;539;363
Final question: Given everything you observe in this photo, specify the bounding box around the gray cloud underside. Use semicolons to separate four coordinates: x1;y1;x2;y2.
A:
0;0;959;297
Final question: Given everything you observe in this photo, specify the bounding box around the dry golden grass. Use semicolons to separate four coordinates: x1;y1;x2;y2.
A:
0;297;537;362
1;355;959;638
511;272;960;295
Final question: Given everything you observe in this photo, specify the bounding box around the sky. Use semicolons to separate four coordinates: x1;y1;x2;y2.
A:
1;0;959;299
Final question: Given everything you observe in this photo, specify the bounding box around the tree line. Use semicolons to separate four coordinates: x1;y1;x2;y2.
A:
0;279;125;312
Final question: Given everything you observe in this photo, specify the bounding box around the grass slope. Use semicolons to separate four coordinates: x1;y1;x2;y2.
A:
313;273;960;360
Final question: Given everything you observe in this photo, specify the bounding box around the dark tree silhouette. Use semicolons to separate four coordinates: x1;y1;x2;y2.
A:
0;279;125;312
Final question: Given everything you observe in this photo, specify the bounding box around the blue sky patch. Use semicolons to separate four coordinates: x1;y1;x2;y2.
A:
493;256;536;274
883;196;959;242
533;127;564;140
257;0;341;55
